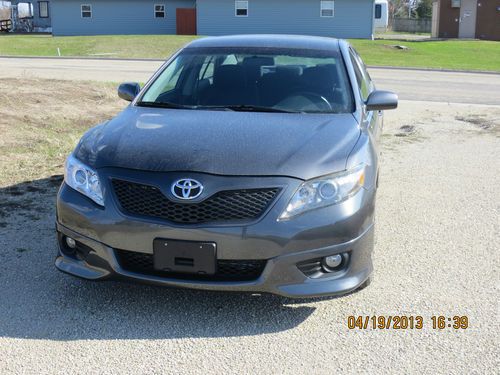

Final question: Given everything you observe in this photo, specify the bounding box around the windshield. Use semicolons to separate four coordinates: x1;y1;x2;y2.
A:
139;47;354;114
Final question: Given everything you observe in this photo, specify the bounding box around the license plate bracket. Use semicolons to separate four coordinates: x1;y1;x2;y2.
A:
153;239;216;275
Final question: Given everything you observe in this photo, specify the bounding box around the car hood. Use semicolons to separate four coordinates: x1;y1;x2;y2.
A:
75;106;360;181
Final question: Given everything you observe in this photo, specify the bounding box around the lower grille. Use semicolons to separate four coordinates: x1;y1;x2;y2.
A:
115;249;267;282
111;179;279;225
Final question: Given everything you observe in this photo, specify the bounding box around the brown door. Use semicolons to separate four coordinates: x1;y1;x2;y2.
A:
176;8;197;35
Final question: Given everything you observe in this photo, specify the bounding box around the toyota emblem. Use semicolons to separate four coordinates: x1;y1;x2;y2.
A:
171;179;203;200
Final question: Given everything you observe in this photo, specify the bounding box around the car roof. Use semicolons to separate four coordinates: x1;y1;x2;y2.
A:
185;34;341;51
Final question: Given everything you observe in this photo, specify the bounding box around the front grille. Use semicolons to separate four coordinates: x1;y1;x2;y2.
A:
115;249;267;282
111;179;279;224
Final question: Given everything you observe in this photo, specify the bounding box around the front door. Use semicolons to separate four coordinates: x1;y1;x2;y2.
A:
458;0;477;38
176;8;197;35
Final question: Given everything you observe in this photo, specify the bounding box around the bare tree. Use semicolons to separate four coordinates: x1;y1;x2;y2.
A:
390;0;420;19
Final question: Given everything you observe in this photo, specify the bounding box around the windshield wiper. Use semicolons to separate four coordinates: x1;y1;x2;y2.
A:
199;105;303;113
137;102;303;113
136;101;195;110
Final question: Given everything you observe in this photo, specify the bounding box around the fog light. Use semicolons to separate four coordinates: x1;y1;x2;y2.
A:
65;237;76;249
325;254;342;268
322;254;344;272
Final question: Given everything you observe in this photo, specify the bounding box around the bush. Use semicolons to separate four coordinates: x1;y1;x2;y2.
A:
416;0;433;18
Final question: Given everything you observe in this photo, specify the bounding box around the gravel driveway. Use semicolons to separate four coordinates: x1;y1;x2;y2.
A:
0;100;498;374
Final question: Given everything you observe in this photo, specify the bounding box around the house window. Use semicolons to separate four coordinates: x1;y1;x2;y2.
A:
375;4;382;19
38;1;49;18
155;4;165;18
235;1;248;17
320;0;334;17
81;4;92;18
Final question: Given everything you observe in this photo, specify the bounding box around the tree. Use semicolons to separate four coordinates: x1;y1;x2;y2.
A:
416;0;433;18
389;0;420;19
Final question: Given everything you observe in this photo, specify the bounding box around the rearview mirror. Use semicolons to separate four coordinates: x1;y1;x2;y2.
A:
365;90;398;111
118;82;141;102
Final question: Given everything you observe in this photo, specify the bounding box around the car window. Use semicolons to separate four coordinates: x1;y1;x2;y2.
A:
349;48;372;101
199;56;215;82
221;54;238;66
142;57;186;101
352;48;373;87
139;47;355;114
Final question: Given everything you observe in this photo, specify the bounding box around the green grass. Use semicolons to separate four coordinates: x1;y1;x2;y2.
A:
349;39;500;72
1;34;499;71
0;34;199;59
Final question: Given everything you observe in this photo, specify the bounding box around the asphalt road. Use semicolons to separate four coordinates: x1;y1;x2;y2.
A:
1;56;499;105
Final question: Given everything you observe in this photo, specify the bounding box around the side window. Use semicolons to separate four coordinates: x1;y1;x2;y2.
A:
199;57;215;83
220;54;238;66
351;48;373;87
349;48;373;101
141;58;185;101
375;4;382;19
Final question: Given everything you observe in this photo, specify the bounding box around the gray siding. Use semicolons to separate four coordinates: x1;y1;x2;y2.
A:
197;0;374;38
52;0;195;36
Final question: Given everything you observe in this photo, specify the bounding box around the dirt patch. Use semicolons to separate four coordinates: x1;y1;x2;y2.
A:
0;78;125;187
455;115;499;134
394;125;417;137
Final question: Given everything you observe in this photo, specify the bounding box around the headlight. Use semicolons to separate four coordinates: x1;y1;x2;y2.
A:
278;164;365;221
64;154;104;206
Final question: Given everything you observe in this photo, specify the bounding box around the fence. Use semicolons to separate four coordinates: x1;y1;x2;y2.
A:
0;18;11;32
392;18;432;33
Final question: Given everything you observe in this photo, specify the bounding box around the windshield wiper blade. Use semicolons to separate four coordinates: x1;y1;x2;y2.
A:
136;101;195;110
199;105;302;113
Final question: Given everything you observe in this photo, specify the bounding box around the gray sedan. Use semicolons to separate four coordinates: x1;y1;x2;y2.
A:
56;35;397;297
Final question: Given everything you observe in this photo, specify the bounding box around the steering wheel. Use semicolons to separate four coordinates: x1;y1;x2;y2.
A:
280;91;333;112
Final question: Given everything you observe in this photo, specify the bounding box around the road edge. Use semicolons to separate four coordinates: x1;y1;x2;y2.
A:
0;55;499;75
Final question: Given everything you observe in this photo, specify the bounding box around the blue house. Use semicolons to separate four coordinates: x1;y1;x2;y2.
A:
51;0;375;38
8;0;51;32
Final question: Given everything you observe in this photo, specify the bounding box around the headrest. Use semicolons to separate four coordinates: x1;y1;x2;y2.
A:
213;65;246;89
302;64;339;89
242;56;275;68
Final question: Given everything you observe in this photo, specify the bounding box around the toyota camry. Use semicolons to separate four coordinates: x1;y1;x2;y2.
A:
56;35;397;297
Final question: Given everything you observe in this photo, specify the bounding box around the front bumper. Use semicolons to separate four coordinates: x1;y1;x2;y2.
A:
55;171;375;298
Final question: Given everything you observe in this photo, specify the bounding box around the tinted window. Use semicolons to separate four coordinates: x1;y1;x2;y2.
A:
375;4;382;19
140;47;354;114
349;48;373;101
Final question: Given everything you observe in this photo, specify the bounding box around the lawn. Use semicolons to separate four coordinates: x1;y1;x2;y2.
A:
0;34;499;72
0;34;198;59
350;39;500;72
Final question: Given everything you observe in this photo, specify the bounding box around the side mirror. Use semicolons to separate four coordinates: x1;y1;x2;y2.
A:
118;82;141;102
365;90;398;111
